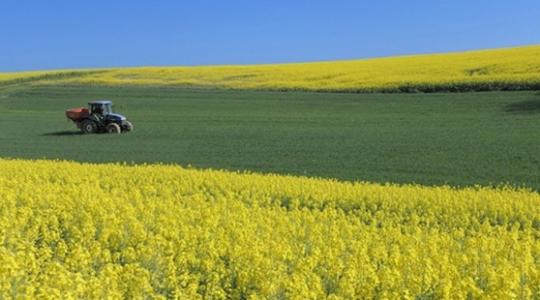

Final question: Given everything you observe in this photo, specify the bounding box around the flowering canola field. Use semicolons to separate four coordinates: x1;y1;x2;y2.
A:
1;45;540;92
1;159;540;299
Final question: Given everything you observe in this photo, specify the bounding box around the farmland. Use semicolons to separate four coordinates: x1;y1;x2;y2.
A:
1;159;539;298
1;45;540;93
0;85;539;190
1;44;540;299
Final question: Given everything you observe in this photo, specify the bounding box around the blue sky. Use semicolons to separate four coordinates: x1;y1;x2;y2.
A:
1;0;539;71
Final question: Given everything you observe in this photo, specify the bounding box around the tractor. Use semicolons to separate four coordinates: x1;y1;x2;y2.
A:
65;100;133;134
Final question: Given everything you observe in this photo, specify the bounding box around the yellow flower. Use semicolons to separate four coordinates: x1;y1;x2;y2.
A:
0;158;539;298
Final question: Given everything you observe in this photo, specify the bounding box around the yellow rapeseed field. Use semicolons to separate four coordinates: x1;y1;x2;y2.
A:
0;71;50;83
1;159;539;299
1;45;540;92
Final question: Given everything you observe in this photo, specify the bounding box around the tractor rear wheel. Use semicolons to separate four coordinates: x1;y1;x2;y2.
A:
106;123;121;134
81;120;97;134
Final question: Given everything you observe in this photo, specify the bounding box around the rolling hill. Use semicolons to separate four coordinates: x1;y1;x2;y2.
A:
1;45;540;93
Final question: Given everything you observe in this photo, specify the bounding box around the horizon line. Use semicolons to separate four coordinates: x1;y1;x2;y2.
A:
2;43;539;74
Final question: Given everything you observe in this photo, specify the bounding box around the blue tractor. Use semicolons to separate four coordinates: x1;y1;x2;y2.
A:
66;100;133;134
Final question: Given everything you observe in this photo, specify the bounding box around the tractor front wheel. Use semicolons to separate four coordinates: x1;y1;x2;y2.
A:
124;121;133;132
81;120;97;134
106;123;121;134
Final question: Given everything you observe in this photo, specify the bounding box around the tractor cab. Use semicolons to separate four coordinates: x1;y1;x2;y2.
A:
89;100;113;116
88;100;128;124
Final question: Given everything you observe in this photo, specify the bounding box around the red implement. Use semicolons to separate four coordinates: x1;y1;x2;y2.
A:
65;107;90;121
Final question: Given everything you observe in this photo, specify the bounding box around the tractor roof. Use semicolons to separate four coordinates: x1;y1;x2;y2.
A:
88;100;112;105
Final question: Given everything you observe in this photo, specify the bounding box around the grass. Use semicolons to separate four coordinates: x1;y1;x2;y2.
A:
1;45;540;92
0;84;539;190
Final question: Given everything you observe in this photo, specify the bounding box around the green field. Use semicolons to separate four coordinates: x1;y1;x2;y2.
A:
0;84;539;190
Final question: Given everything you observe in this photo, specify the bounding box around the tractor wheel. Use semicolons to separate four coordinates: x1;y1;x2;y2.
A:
124;121;134;132
106;123;121;134
81;120;97;134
